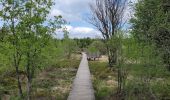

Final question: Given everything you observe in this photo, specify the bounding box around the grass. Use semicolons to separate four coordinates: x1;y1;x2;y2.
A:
0;57;80;100
124;63;170;100
89;58;170;100
89;61;117;100
1;53;170;100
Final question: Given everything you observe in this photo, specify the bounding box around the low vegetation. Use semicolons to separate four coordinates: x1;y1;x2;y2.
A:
124;64;170;100
89;56;170;100
89;60;116;100
0;0;169;100
0;58;80;100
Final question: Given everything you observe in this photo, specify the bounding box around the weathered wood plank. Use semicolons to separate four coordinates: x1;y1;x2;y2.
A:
67;52;95;100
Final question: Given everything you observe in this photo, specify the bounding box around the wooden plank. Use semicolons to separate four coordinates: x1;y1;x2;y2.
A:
67;53;95;100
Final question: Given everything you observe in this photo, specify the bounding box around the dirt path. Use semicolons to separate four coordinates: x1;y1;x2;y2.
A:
67;52;95;100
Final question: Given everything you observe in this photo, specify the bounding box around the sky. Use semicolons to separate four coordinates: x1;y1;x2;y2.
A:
50;0;100;38
0;0;137;39
50;0;138;38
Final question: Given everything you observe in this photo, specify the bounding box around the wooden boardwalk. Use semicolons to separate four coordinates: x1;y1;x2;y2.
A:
67;52;95;100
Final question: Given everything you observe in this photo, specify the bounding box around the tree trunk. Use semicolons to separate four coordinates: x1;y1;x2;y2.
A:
15;64;23;98
107;45;117;67
27;78;31;100
26;52;32;100
11;15;23;98
117;66;123;94
14;53;23;98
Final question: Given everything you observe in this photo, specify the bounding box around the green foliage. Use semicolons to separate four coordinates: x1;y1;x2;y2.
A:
88;46;98;53
74;38;95;49
88;40;106;54
61;28;78;59
0;58;80;99
126;1;170;98
131;0;170;70
0;0;70;98
89;61;116;100
123;63;170;99
32;59;79;99
121;35;170;99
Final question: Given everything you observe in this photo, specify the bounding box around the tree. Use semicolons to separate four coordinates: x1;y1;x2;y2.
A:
74;38;94;49
0;0;24;97
130;0;170;71
62;28;77;59
89;0;127;67
0;0;65;99
19;1;65;99
89;40;106;55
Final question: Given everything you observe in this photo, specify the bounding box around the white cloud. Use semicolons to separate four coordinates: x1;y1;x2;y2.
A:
56;25;102;38
51;0;138;38
123;0;138;22
49;0;92;22
67;25;102;38
51;9;63;16
130;0;138;3
74;27;93;33
49;0;138;25
122;0;138;30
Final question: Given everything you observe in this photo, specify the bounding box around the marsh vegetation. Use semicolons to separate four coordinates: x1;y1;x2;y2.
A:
0;0;170;100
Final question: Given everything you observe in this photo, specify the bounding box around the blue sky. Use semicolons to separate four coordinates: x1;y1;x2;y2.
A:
0;0;137;38
50;0;100;38
50;0;137;38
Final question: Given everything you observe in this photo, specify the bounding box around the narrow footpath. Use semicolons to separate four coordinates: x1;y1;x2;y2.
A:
67;52;95;100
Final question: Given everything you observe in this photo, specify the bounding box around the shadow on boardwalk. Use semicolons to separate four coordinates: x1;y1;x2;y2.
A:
67;52;95;100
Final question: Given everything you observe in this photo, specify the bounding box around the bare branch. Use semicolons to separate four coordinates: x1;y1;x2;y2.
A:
89;0;127;39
